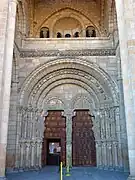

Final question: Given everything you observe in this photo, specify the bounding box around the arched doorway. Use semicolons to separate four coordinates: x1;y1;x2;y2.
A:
42;110;66;166
17;58;120;170
72;110;96;166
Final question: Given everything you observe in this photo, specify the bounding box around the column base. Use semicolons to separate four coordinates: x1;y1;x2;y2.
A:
127;175;135;180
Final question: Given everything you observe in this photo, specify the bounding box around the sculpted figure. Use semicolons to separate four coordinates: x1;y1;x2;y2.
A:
57;32;62;38
74;32;79;37
40;27;49;38
86;26;96;37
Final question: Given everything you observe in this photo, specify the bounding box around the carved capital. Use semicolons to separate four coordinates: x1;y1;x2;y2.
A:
40;110;48;118
63;109;76;118
31;142;36;147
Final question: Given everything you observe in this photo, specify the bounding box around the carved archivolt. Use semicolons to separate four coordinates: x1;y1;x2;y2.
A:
19;58;119;107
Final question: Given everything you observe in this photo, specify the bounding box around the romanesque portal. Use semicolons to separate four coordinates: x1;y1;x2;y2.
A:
1;1;133;179
7;58;128;171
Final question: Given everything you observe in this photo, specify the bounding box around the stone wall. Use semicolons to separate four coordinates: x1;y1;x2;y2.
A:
1;0;135;179
5;0;128;174
6;36;129;172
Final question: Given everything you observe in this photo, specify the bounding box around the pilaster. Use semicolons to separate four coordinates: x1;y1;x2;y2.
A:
115;0;135;178
0;0;17;177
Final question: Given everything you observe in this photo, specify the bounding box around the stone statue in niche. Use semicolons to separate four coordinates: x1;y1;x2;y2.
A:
40;27;49;38
86;26;96;37
57;32;62;38
74;32;79;37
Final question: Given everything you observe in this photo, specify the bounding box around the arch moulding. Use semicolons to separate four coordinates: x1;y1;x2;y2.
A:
19;57;119;107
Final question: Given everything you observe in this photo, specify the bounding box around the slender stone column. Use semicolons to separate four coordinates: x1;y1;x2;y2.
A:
31;142;35;168
20;141;24;169
96;141;102;168
113;142;118;169
103;142;107;169
36;110;48;168
0;0;17;178
115;1;135;179
15;106;23;169
93;109;102;168
25;142;30;168
36;140;42;169
63;110;75;167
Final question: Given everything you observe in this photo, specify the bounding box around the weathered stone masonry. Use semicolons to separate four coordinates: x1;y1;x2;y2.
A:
0;1;135;180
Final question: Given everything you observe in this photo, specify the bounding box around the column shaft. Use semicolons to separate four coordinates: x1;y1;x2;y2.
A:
66;115;72;167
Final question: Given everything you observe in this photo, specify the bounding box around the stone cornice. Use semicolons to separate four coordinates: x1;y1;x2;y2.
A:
20;48;116;58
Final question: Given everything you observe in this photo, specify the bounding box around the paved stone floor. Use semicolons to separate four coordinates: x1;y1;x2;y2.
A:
7;166;129;180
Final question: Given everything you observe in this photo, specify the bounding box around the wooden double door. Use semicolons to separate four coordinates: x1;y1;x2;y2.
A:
72;110;96;166
42;110;96;167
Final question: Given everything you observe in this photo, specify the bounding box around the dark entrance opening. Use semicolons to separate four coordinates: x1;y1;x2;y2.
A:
72;110;96;166
47;139;61;165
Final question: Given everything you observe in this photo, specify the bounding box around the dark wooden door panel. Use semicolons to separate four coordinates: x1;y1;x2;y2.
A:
72;110;96;166
42;110;66;166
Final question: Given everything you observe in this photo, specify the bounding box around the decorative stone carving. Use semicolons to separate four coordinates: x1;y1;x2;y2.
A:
28;68;109;106
19;58;119;107
20;49;116;58
15;103;123;171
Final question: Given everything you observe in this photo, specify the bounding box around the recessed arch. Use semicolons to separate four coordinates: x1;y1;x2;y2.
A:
35;7;101;37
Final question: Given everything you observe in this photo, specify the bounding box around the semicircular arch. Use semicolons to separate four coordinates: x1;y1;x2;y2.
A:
38;79;99;109
19;58;119;108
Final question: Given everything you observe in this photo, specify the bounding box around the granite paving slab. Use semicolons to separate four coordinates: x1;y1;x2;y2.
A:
6;166;129;180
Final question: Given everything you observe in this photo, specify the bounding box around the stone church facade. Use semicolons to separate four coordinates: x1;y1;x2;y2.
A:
0;0;135;179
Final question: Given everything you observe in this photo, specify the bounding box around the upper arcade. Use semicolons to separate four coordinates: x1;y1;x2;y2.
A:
15;0;117;40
